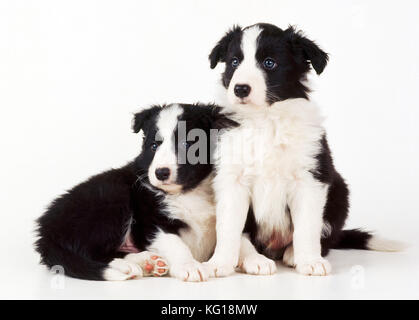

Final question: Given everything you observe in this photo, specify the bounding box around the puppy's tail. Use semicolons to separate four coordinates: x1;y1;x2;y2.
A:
332;229;406;252
35;237;110;281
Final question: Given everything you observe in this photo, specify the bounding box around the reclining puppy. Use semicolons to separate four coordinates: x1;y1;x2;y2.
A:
205;23;402;277
35;103;238;281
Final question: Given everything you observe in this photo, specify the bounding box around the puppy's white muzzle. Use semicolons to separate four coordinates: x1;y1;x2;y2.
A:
227;61;268;108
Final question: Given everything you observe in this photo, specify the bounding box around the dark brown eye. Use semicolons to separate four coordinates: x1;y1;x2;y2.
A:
231;57;240;68
263;58;277;70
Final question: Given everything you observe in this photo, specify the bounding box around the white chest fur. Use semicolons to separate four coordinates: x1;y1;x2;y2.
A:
217;98;325;247
163;177;216;262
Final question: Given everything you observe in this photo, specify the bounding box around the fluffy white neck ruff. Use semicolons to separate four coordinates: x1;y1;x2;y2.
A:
226;98;325;128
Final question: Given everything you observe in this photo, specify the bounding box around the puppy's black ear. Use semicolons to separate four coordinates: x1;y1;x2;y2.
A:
132;106;160;133
287;26;329;75
211;106;239;130
209;25;242;69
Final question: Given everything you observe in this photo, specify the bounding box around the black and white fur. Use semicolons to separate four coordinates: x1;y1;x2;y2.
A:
35;103;238;281
205;23;403;277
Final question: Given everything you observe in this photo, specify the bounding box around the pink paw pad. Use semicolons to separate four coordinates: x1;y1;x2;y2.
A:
145;262;154;272
141;255;169;277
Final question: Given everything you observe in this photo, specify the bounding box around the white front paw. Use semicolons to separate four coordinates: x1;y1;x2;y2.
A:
103;258;144;281
203;258;235;278
170;261;209;282
295;257;331;276
239;253;277;275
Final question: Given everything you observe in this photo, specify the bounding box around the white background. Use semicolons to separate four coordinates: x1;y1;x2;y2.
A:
0;0;418;299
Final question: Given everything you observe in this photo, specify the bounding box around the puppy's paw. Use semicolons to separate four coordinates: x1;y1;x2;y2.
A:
282;245;295;267
239;253;277;275
170;261;209;282
103;258;144;281
295;257;331;276
124;251;168;277
203;260;235;278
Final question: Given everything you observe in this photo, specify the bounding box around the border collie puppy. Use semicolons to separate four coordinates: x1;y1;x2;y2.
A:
204;23;402;277
35;103;237;281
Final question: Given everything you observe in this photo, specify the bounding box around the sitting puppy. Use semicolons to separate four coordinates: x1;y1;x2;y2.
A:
35;103;238;281
205;23;402;277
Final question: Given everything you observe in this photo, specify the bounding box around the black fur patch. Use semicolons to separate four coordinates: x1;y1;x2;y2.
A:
209;25;243;89
310;135;353;256
175;104;238;191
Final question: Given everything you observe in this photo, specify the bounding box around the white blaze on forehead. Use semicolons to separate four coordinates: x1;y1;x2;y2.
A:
241;26;262;62
228;26;268;108
156;104;183;140
148;104;184;193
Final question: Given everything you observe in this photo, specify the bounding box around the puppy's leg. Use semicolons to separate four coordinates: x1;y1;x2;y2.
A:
124;252;169;277
204;178;250;277
103;258;144;281
283;244;295;267
147;231;208;282
289;179;331;276
238;234;277;275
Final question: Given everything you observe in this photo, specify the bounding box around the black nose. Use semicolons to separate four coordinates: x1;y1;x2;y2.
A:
155;168;170;181
234;84;251;98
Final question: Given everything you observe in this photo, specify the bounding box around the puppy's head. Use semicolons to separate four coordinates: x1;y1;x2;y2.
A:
209;23;328;108
133;103;237;194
